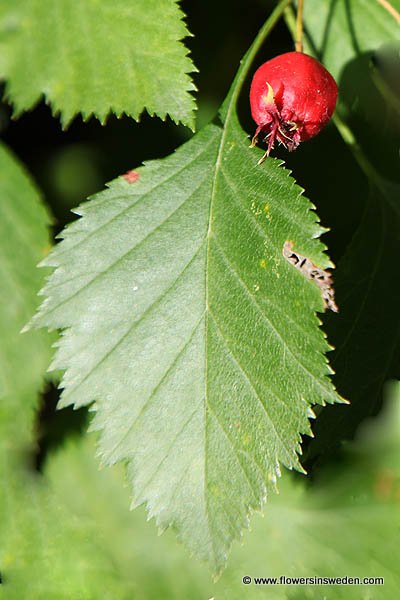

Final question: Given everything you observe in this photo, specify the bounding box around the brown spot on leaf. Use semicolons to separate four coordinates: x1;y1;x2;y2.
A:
283;241;338;312
123;170;140;184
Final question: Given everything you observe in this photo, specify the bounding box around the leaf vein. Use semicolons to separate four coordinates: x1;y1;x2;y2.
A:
206;403;265;498
106;313;206;459
63;240;207;399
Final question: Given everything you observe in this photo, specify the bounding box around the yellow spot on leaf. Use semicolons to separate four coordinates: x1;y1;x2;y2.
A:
241;433;251;446
210;483;221;497
263;202;272;222
251;200;262;217
259;258;267;269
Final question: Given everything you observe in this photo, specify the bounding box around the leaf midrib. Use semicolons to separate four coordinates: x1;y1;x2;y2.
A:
201;0;315;548
202;74;239;559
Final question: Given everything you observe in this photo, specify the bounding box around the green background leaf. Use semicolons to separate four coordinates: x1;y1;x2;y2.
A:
0;142;134;599
0;0;196;128
303;0;400;81
0;142;51;436
295;0;400;460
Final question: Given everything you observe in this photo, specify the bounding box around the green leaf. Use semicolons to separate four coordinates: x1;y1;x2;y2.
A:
0;142;51;436
1;461;135;600
0;0;196;128
32;3;342;573
303;0;400;81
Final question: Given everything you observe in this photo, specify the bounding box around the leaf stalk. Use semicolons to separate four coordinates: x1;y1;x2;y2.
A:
219;0;292;122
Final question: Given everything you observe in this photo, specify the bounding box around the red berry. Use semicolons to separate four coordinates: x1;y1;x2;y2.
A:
249;52;338;162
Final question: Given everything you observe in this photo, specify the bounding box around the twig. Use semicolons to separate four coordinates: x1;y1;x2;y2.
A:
295;0;304;52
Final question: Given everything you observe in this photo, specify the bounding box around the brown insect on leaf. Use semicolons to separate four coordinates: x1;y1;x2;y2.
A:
283;241;338;312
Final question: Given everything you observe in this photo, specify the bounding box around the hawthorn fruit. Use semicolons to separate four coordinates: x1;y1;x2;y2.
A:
250;52;338;163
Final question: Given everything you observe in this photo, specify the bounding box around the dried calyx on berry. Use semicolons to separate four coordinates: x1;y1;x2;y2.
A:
250;52;338;164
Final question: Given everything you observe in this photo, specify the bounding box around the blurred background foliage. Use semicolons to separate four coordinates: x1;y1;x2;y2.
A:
43;382;400;600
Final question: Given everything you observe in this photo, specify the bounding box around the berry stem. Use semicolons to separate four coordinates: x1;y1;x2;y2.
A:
295;0;304;53
331;113;384;190
220;0;291;123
